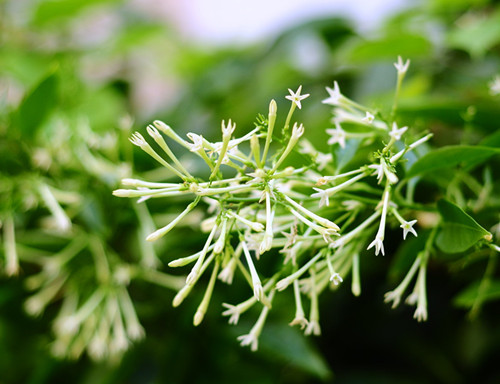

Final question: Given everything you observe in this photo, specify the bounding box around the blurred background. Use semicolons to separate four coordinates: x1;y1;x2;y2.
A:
1;0;500;383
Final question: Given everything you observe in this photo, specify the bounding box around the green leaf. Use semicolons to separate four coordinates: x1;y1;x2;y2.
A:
406;146;500;178
341;34;432;63
260;323;332;380
447;10;500;57
436;199;491;253
33;0;121;25
454;280;500;308
480;129;500;148
16;72;58;139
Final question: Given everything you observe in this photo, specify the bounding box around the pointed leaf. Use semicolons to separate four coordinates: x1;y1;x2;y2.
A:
407;146;500;178
436;199;491;253
17;72;58;139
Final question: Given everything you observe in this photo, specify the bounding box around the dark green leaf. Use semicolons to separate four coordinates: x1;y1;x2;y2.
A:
454;280;500;308
16;72;58;139
436;199;491;253
407;146;500;178
260;323;333;380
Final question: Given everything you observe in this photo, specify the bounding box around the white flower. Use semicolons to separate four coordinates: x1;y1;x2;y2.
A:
367;237;385;256
394;56;410;75
316;152;332;171
129;132;148;148
322;81;342;106
289;315;308;330
400;219;418;240
222;303;241;325
299;139;316;155
285;85;310;109
489;75;500;95
304;320;321;336
291;122;305;139
221;119;236;138
330;272;343;285
384;290;402;308
237;332;258;351
218;258;237;284
368;163;383;183
362;112;375;124
369;158;398;185
389;122;408;141
186;132;204;152
325;123;346;148
414;304;428;322
311;187;329;207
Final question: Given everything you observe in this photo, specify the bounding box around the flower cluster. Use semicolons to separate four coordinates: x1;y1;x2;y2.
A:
115;58;435;351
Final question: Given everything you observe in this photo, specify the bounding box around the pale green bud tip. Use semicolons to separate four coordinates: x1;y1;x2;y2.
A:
173;287;189;307
172;294;183;307
269;99;277;115
168;260;182;267
250;222;265;232
275;278;291;292
283;166;294;176
121;178;140;186
193;310;205;326
113;189;132;197
186;269;198;286
214;239;224;254
352;282;361;297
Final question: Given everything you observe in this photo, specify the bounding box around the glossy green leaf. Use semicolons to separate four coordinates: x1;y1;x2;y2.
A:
454;280;500;308
436;199;492;253
406;146;500;178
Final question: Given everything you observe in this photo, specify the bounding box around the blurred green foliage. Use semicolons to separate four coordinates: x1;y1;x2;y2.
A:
1;0;500;383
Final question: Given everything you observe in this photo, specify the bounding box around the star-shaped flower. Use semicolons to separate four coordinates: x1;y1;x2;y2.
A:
221;119;236;137
400;219;418;240
325;123;346;148
186;132;204;152
394;56;410;75
330;272;343;285
384;289;402;309
389;122;408;141
362;111;375;124
304;320;321;336
367;237;385;256
289;314;309;330
414;304;428;322
285;85;310;109
311;187;330;207
237;332;258;351
322;81;342;106
316;152;332;171
222;303;241;325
